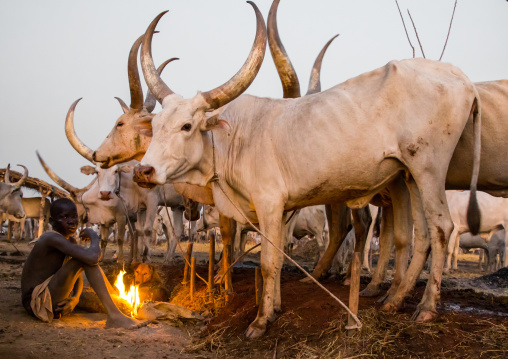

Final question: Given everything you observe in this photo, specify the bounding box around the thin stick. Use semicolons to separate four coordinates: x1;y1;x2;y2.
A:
190;256;196;301
407;9;426;58
219;243;261;288
395;0;415;58
208;231;215;294
439;0;458;61
182;242;193;285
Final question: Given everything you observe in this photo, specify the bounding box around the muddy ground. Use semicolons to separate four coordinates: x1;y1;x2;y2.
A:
0;235;506;358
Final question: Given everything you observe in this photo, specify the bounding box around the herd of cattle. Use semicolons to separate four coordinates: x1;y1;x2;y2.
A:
1;0;507;338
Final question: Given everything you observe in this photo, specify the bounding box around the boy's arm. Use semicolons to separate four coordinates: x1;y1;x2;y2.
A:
46;229;101;266
55;275;83;317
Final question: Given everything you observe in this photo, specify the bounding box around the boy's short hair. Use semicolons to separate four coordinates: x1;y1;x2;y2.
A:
50;198;77;218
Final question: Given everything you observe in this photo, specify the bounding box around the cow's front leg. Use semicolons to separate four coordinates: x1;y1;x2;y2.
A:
117;217;127;264
245;202;285;339
100;225;109;261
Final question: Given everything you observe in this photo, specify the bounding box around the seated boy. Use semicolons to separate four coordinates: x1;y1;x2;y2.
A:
21;198;145;328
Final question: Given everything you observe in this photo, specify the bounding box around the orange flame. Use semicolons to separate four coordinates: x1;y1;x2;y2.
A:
114;270;141;316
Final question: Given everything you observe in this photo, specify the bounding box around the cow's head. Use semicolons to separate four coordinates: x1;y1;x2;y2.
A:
0;164;28;219
80;164;133;201
93;34;178;169
37;151;92;222
133;2;266;186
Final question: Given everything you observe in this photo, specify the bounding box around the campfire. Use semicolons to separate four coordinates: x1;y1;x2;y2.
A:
114;270;142;316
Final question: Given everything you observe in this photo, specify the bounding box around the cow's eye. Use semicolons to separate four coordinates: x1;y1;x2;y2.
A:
181;123;192;132
117;122;124;127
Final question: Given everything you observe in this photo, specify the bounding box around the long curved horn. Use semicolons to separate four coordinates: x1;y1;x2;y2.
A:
144;57;179;113
14;165;28;188
141;11;175;105
128;35;145;110
4;164;28;188
114;97;130;114
65;98;94;163
200;1;267;109
306;34;339;95
4;164;12;184
268;0;300;99
36;151;80;194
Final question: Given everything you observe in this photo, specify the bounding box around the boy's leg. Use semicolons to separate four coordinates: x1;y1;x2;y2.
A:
48;259;145;329
48;259;83;305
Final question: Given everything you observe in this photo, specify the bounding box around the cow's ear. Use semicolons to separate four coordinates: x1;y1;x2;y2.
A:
80;166;97;175
201;114;231;134
119;165;133;173
135;117;153;137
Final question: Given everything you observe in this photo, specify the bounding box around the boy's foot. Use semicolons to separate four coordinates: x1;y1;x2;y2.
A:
105;314;151;329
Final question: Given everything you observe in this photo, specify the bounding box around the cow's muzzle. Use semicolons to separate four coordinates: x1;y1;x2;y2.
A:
133;165;157;189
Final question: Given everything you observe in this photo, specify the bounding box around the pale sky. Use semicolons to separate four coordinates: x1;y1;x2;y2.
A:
1;0;507;194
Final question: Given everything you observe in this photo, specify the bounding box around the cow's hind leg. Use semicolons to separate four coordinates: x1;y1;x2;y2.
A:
381;178;430;313
411;177;453;322
344;207;371;285
379;178;412;304
360;205;393;297
307;203;350;280
444;227;459;273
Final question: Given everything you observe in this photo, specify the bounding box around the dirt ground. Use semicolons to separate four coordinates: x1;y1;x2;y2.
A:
0;235;506;358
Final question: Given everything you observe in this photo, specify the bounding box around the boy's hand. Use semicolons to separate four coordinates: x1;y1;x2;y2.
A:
54;296;79;318
79;228;98;243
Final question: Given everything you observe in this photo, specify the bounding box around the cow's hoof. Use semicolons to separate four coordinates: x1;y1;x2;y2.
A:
360;286;381;297
413;310;438;322
299;276;313;283
380;302;399;313
376;292;390;304
343;277;351;286
245;322;266;339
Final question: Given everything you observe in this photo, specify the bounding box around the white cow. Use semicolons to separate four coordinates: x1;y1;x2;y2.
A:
133;2;480;338
445;190;508;271
0;164;28;219
38;151;136;262
0;197;51;240
62;32;189;264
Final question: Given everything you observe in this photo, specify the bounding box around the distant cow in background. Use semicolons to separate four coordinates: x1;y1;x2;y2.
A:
445;190;508;272
459;229;506;272
0;164;28;220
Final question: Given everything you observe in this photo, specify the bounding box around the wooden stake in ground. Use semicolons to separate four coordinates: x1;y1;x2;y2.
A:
37;188;51;238
208;231;215;295
190;257;196;301
255;267;262;306
182;242;194;285
7;221;13;241
347;252;361;336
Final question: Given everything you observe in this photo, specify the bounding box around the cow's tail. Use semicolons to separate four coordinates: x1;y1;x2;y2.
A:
467;89;482;235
